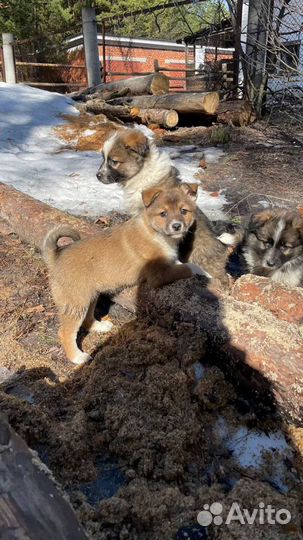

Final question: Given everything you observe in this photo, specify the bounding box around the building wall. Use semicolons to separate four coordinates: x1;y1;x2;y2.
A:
66;36;234;91
101;43;186;90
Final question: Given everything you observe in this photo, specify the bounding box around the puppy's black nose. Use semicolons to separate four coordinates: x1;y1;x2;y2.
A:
266;260;275;267
172;222;182;231
96;171;101;180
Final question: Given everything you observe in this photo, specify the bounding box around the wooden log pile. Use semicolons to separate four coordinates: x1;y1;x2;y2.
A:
72;73;255;130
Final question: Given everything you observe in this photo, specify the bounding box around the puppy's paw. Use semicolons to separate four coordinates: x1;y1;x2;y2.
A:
185;262;212;278
89;319;114;333
71;351;91;365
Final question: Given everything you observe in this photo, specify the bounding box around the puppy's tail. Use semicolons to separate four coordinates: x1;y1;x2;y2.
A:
216;224;244;247
217;230;243;247
43;225;81;267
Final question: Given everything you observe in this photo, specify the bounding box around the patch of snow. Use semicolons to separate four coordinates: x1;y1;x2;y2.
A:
0;84;226;219
0;83;125;217
215;417;294;493
166;145;227;219
203;147;225;164
258;200;271;208
227;427;290;469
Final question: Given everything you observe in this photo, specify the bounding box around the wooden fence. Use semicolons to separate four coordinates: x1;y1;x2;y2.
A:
1;34;234;93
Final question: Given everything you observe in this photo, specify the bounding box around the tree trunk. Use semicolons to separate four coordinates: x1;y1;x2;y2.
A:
85;100;179;128
109;92;220;115
77;73;169;97
0;414;88;540
217;100;256;126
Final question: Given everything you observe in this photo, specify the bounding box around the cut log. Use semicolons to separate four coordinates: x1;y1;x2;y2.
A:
217;100;256;126
109;92;220;115
73;73;169;98
0;183;302;423
72;87;130;102
137;278;303;425
0;414;87;540
0;182;100;251
131;107;178;129
85;100;179;129
85;87;130;101
85;100;132;121
159;125;210;143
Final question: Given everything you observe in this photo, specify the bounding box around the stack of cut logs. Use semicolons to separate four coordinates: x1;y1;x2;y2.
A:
72;73;256;129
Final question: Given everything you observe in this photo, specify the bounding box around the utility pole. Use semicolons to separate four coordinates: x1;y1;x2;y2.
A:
81;7;102;87
2;33;16;84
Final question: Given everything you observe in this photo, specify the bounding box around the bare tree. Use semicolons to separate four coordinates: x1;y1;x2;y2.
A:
226;0;302;118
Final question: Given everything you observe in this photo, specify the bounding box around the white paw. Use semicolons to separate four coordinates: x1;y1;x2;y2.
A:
89;319;114;333
71;351;91;365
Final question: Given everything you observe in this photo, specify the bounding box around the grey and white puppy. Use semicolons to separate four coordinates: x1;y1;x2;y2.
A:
242;209;303;287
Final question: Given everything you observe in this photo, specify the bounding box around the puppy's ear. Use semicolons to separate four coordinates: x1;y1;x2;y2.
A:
142;188;162;208
180;182;199;201
122;130;149;157
248;210;274;231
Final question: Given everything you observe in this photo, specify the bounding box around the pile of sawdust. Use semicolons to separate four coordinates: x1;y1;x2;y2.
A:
55;113;121;152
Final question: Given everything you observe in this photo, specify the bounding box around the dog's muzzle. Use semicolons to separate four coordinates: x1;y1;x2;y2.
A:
170;221;183;233
96;169;104;182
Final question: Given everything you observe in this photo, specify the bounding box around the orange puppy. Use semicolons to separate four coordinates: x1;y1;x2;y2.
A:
43;184;198;365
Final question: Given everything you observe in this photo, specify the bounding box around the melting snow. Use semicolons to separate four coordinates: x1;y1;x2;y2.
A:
215;417;294;493
0;83;226;219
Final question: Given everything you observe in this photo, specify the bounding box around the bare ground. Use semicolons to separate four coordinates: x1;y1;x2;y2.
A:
195;122;303;218
1;120;303;539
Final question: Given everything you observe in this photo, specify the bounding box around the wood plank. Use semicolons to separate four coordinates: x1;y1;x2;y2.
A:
0;415;87;540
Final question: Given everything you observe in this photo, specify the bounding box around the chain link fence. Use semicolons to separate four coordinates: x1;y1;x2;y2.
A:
236;0;303;121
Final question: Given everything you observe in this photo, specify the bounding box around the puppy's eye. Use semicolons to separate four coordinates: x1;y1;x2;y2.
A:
260;238;273;248
180;208;189;215
109;158;119;166
160;211;167;218
280;243;292;251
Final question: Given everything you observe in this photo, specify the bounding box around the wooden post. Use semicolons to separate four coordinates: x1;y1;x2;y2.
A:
102;21;106;83
81;7;102;87
154;59;160;72
2;33;16;84
233;0;244;92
